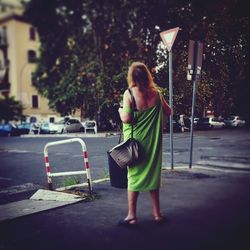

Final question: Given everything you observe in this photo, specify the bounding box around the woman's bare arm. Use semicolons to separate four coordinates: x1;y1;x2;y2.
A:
119;90;133;123
161;95;172;116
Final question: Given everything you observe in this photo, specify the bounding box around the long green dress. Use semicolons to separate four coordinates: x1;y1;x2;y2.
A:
123;98;163;192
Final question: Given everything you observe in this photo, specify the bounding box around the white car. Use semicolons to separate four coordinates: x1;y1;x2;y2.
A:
224;116;246;127
63;119;84;133
54;119;66;134
40;122;58;134
196;117;225;130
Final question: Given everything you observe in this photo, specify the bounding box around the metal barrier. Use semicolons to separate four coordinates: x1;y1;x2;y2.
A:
44;138;92;194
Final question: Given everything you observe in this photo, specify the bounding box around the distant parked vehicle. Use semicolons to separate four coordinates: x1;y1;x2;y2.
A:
54;119;66;134
193;117;200;125
196;117;225;130
63;119;84;133
224;116;246;128
83;120;97;134
189;117;200;129
0;123;20;136
40;122;58;134
165;118;183;133
17;123;31;134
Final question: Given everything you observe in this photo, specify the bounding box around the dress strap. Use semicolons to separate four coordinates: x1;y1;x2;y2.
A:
128;88;137;111
128;88;137;138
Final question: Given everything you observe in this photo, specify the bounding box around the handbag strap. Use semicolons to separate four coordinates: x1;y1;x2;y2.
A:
128;88;137;139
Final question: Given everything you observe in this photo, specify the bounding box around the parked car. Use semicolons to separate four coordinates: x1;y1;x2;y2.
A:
17;122;31;134
196;117;225;130
224;116;246;128
83;120;97;134
0;123;20;136
63;119;84;133
165;118;183;133
193;117;200;125
54;119;66;134
40;122;58;134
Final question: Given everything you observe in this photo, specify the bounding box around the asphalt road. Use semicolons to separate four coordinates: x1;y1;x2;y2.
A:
0;128;250;192
0;128;250;250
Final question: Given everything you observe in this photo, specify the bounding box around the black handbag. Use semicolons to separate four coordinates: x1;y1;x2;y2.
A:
108;137;140;169
108;89;142;169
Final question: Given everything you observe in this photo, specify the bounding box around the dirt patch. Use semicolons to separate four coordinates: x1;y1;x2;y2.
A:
61;188;101;201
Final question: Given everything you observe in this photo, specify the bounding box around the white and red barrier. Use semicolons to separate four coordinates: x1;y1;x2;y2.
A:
44;138;92;194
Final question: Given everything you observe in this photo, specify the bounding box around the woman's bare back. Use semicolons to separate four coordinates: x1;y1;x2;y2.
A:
130;87;159;111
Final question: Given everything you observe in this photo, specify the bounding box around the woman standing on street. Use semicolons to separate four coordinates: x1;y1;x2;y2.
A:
119;62;171;226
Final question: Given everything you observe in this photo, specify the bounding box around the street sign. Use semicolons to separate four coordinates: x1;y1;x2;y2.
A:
160;27;179;52
187;40;204;169
187;40;203;81
160;27;180;170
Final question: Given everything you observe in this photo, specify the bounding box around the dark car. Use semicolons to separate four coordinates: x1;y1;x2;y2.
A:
0;123;20;136
165;118;183;133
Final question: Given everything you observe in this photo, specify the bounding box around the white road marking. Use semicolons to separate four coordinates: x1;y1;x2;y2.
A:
6;149;30;153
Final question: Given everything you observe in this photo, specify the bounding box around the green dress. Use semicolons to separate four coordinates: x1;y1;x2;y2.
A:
123;98;163;192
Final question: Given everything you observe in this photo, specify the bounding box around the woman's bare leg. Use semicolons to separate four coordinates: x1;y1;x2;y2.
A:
125;190;139;223
150;189;162;219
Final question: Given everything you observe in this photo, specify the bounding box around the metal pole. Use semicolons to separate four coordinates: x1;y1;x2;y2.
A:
189;79;197;168
169;50;174;170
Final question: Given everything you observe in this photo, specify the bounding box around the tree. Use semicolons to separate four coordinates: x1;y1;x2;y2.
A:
23;0;250;121
0;96;23;123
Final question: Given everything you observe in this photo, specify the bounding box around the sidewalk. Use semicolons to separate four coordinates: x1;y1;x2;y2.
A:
0;167;250;250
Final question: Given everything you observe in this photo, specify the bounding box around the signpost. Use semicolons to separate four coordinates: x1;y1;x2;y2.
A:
160;27;179;170
187;40;203;168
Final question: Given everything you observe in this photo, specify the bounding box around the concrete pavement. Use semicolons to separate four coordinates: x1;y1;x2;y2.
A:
0;167;250;250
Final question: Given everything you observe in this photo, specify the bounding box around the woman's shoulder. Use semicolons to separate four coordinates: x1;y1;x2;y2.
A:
148;88;160;99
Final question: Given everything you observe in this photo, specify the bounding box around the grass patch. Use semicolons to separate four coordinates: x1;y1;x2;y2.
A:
63;177;81;187
102;168;110;179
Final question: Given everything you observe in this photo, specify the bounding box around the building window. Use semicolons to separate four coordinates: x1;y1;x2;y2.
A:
49;117;55;123
30;116;37;123
28;50;37;63
32;95;38;108
29;27;36;41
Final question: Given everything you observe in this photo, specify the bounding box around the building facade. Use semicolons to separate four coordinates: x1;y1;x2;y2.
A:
0;0;61;123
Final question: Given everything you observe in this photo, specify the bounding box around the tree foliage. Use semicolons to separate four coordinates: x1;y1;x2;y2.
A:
23;0;250;120
0;96;23;123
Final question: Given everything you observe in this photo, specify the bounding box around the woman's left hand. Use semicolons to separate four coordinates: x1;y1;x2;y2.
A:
118;107;123;114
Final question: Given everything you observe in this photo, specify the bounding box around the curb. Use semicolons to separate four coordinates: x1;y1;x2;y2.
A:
20;132;120;138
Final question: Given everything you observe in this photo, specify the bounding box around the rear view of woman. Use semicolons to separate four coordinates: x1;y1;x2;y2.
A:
119;62;171;226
